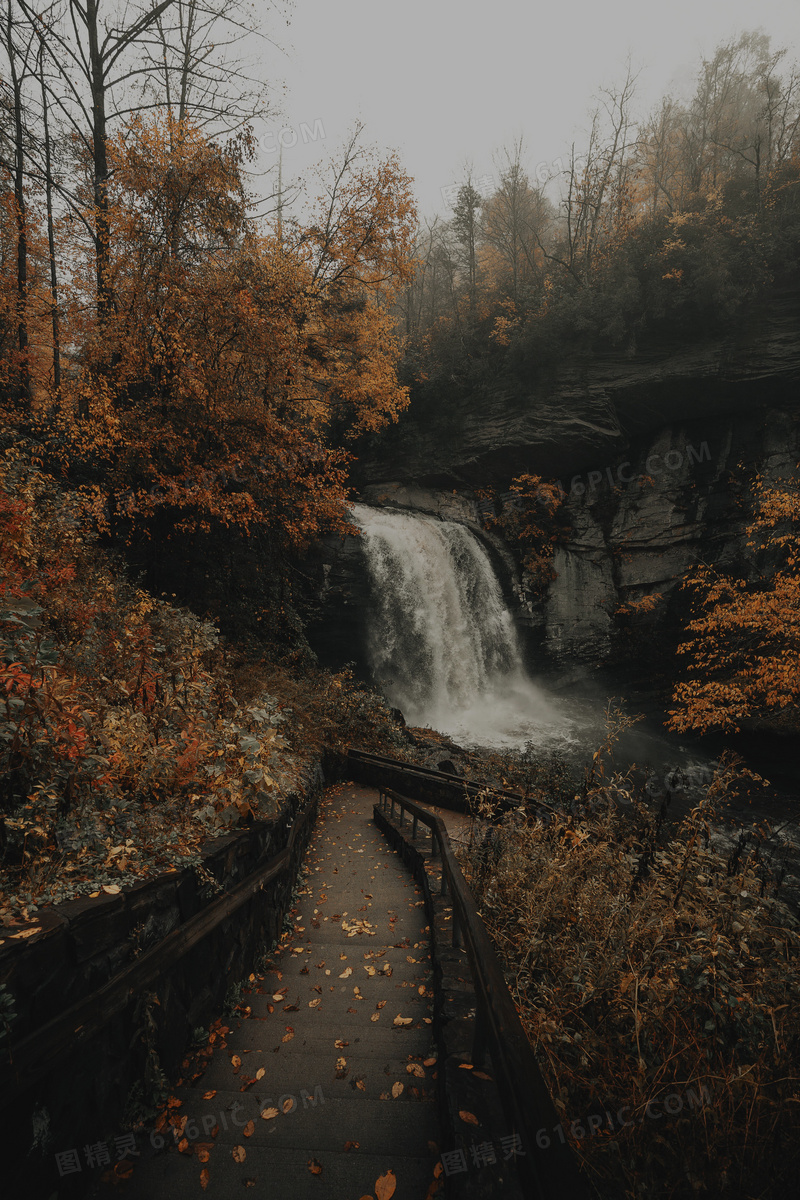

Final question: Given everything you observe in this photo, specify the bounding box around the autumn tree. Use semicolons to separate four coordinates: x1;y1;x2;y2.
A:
482;474;566;597
67;117;416;555
669;478;800;735
480;141;549;304
450;177;482;315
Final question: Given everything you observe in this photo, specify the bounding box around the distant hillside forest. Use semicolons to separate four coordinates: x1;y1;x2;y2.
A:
385;31;800;414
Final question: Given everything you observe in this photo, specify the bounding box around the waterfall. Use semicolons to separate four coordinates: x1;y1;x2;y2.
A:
350;503;570;748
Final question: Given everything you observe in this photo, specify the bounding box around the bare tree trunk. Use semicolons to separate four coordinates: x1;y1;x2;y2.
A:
5;0;31;406
86;0;113;324
38;43;61;401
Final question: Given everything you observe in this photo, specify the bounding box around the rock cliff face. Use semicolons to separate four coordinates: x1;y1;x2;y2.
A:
358;285;800;489
539;410;799;670
306;285;800;693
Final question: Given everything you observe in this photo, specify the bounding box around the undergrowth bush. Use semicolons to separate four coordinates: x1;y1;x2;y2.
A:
0;454;292;919
456;711;800;1199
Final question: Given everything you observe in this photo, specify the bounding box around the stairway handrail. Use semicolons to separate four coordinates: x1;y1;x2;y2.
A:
378;785;590;1200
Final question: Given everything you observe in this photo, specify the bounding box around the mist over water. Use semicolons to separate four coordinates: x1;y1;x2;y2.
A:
351;503;572;749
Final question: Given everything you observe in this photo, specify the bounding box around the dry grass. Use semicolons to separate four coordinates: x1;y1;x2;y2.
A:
456;717;800;1198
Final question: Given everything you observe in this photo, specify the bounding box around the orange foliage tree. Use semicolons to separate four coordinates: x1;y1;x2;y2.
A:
55;115;417;552
480;473;566;596
669;477;800;734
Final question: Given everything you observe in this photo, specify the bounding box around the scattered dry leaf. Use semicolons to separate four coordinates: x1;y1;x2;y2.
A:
459;1110;479;1125
308;1158;323;1175
232;1146;246;1162
375;1169;397;1200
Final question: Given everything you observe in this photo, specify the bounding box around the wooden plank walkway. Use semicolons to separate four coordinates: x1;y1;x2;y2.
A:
107;782;442;1200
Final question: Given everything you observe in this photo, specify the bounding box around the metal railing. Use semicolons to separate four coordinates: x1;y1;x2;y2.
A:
352;747;556;817
377;786;590;1200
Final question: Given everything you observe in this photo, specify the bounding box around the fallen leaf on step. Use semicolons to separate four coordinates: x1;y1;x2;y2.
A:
308;1158;323;1175
375;1169;397;1200
407;1063;425;1077
391;1081;404;1097
255;1067;265;1080
260;1107;279;1121
232;1146;246;1162
344;1140;359;1151
335;1039;349;1048
243;1121;255;1138
282;1097;295;1113
393;1015;412;1026
459;1110;479;1125
339;967;352;978
199;1167;210;1190
202;1090;216;1099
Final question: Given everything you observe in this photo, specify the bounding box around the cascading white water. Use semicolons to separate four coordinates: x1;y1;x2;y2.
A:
351;503;571;748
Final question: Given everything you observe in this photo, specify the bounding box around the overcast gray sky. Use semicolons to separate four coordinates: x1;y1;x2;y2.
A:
255;0;799;218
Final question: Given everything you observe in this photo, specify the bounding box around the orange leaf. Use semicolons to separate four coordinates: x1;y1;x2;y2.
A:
375;1170;397;1200
308;1158;323;1175
232;1146;246;1162
459;1110;479;1125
